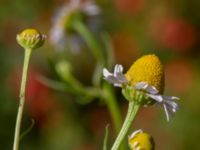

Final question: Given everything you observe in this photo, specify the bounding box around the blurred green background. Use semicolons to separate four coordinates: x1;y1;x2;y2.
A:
0;0;200;149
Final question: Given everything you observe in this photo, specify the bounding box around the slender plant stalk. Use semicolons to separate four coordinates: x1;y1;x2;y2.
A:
73;19;104;63
72;19;105;86
103;83;122;132
13;48;32;150
111;101;140;150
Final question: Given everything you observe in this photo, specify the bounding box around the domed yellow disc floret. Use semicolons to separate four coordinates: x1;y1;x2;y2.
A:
129;131;155;150
125;54;164;93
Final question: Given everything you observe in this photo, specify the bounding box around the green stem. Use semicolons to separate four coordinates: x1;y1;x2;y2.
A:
73;19;104;63
111;101;140;150
72;20;105;86
103;83;122;133
13;49;32;150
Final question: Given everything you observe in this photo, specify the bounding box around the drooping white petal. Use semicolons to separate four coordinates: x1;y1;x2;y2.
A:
133;81;179;121
146;85;158;94
164;100;179;109
163;104;170;121
162;95;180;101
147;93;179;121
146;94;163;102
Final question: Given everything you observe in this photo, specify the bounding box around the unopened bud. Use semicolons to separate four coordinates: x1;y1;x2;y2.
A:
128;129;155;150
55;60;72;81
17;29;46;49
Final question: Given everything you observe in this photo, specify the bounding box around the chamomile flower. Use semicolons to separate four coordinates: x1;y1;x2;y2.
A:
128;129;155;150
50;0;101;52
103;54;179;121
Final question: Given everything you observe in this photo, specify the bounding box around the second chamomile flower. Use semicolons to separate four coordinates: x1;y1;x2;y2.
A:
103;54;179;121
50;0;101;53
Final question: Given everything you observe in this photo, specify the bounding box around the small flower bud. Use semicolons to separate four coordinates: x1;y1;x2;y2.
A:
55;60;72;81
17;29;46;49
128;129;155;150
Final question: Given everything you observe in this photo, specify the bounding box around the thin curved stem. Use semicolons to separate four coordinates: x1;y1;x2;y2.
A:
72;19;105;63
111;101;140;150
72;19;105;86
13;49;32;150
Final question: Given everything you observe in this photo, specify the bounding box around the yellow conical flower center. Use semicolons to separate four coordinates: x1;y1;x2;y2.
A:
129;132;155;150
125;54;164;94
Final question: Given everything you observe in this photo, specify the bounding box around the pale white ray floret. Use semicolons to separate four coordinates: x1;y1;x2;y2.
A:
135;82;179;121
103;64;127;87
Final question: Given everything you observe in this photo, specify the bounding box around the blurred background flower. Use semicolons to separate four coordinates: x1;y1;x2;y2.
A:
50;0;101;53
0;0;200;149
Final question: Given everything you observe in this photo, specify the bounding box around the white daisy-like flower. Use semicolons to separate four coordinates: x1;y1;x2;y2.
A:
103;61;179;121
103;64;127;87
50;0;101;52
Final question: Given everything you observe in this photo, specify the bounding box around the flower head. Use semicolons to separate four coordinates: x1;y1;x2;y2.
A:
17;29;46;49
50;0;101;52
128;129;155;150
103;54;179;121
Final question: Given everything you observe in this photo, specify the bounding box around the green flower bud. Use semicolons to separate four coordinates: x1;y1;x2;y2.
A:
55;60;72;81
17;29;46;49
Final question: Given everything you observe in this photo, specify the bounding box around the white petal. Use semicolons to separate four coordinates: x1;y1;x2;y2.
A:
114;64;123;75
129;129;143;139
146;85;158;94
105;76;120;84
116;73;127;83
135;82;148;90
162;95;180;101
146;94;163;102
164;100;178;109
163;104;170;122
103;68;112;77
114;83;122;87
